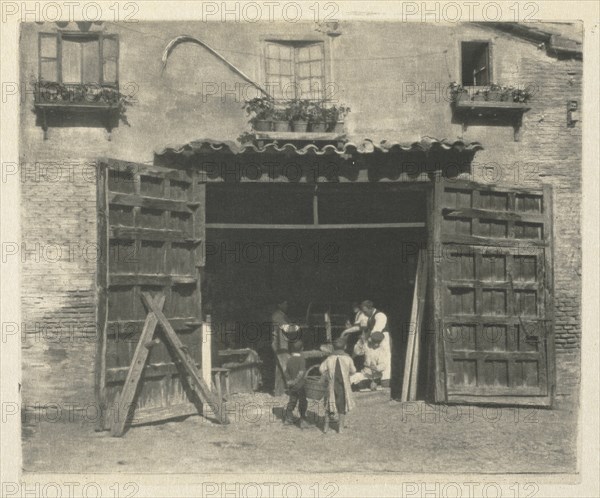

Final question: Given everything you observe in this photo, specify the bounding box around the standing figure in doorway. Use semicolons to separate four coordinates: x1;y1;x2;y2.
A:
284;340;309;428
319;337;356;433
271;299;301;395
341;302;369;370
352;300;392;388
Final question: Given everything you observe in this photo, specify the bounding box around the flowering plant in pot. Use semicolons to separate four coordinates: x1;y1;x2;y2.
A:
243;97;275;131
307;101;327;132
272;107;290;132
288;99;311;132
472;89;486;101
486;83;504;101
323;104;351;132
511;87;533;103
448;81;469;103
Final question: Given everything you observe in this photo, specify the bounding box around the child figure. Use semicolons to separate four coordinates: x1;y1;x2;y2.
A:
319;337;356;433
284;340;309;428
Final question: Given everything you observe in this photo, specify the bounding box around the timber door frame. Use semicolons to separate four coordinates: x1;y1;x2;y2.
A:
430;178;555;407
95;158;207;430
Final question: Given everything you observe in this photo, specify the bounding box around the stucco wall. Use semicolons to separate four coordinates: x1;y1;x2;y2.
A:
19;21;581;410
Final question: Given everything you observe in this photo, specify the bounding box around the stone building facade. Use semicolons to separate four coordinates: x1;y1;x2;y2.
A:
18;21;582;410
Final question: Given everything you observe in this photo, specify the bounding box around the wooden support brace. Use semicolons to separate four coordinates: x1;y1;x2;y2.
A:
141;292;230;425
111;295;165;437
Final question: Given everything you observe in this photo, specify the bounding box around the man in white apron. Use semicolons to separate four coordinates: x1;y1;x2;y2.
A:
351;300;392;388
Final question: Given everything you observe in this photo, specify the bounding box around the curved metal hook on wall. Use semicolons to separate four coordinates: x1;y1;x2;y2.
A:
161;34;272;98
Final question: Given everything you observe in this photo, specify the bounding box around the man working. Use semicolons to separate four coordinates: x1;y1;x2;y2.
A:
351;331;390;390
341;302;369;337
352;300;392;388
271;299;301;395
340;302;369;369
271;299;301;352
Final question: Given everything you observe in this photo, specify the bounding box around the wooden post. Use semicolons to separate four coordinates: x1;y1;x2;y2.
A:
202;314;212;388
313;186;319;225
94;160;109;431
324;311;332;343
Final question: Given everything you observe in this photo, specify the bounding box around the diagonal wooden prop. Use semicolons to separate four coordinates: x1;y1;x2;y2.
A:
111;294;165;436
111;293;228;436
141;292;229;425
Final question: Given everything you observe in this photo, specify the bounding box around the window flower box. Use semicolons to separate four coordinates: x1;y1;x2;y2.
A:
452;100;531;142
449;82;532;141
244;98;350;136
33;81;131;140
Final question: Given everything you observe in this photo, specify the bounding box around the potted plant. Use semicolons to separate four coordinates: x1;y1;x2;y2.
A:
324;104;351;133
500;85;513;102
288;99;310;132
243;97;275;132
272;107;290;132
308;101;327;132
448;82;469;103
472;89;486;102
486;83;503;102
511;87;532;103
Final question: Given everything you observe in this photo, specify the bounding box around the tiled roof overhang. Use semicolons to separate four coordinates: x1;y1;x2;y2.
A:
153;138;483;182
155;137;483;159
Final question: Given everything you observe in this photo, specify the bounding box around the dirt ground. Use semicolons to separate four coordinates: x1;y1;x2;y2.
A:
22;390;578;474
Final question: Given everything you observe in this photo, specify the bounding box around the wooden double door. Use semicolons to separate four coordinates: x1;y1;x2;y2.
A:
96;159;206;429
95;167;557;428
431;179;555;406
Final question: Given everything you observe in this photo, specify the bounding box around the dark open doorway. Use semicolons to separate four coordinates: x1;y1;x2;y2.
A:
203;182;429;399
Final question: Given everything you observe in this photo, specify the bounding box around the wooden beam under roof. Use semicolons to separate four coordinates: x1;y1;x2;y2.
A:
206;223;425;230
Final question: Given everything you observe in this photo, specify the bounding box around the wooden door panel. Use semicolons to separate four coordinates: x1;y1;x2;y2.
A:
96;159;206;430
433;179;554;406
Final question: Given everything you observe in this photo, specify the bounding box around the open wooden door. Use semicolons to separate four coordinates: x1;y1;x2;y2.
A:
96;158;207;430
431;179;554;406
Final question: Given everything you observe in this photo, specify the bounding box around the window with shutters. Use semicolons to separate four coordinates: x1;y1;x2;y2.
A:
264;41;325;100
35;31;122;138
39;32;119;86
36;32;120;108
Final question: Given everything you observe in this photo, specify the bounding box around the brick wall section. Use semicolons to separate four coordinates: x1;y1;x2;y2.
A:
516;55;582;377
527;55;582;393
21;161;98;408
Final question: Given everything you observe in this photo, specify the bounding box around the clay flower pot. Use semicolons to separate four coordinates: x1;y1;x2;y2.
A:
253;120;272;132
457;90;470;102
273;121;290;132
292;120;308;132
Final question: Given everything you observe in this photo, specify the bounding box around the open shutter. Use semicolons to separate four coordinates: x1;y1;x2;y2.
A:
39;33;58;82
431;179;554;406
101;34;119;85
96;159;206;430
